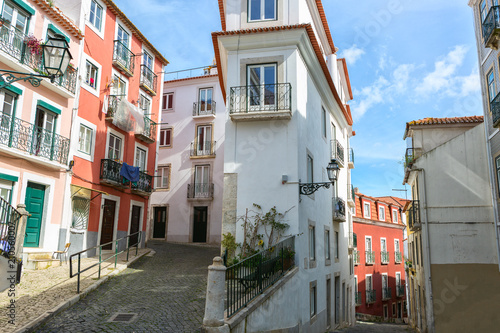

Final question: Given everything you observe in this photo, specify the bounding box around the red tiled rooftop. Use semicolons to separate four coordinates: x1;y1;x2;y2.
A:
407;116;483;126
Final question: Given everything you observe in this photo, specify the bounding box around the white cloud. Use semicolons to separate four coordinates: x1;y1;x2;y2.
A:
341;45;365;65
351;76;390;120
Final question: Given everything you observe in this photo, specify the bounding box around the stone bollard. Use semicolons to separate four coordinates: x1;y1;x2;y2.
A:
14;204;29;261
202;257;230;333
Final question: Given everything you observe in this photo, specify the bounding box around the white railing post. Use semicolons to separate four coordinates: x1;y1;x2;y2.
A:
202;256;229;333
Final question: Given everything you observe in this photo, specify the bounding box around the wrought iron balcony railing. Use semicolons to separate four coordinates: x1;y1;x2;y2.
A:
105;95;125;121
365;251;375;265
131;171;152;194
381;251;390;264
348;147;354;167
100;159;130;187
0;111;70;164
331;139;345;167
0;26;77;94
347;183;355;203
405;148;422;169
482;6;500;49
187;183;214;199
193;101;216;116
349;232;357;249
140;64;157;95
396;285;405;297
366;290;376;304
491;91;500;128
112;40;134;76
382;287;392;300
395;251;402;263
354;250;360;265
332;197;346;222
135;116;157;144
190;141;216;157
408;200;421;231
355;291;362;306
229;83;292;115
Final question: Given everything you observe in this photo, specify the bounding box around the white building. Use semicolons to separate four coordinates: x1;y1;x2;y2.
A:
149;66;225;244
214;0;355;331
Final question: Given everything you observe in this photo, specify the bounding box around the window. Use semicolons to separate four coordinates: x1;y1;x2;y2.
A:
0;179;13;203
393;209;399;223
495;156;500;196
247;64;276;109
86;61;98;89
325;230;331;261
34;107;57;158
196;125;213;156
395;239;400;253
135;147;147;171
419;235;423;266
309;225;315;262
108;133;122;160
366;274;373;291
117;25;130;46
321;107;327;138
71;196;90;230
307;154;313;183
310;281;317;318
2;1;30;35
480;0;487;23
392;303;396;317
89;0;103;30
157;166;170;189
335;231;339;259
139;94;151;114
381;238;387;252
163;92;174;110
111;74;126;96
198;88;213;114
78;124;93;155
487;69;496;102
363;202;370;218
379;206;385;221
160;128;172;147
249;0;276;21
396;272;401;289
143;50;153;69
0;90;16;129
415;236;419;266
382;274;389;299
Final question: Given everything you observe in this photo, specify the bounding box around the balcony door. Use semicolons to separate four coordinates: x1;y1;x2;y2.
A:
198;88;213;114
194;165;210;198
196;125;212;156
135;147;146;171
193;206;207;242
33;108;56;159
382;274;388;298
0;91;15;139
247;64;276;111
107;133;122;160
1;2;30;59
365;236;372;252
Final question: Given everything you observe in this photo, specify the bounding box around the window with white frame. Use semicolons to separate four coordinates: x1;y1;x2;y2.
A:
159;128;172;147
309;225;315;262
198;88;213;114
379;205;385;221
2;1;30;35
86;61;98;89
0;90;17;130
117;24;130;46
247;63;277;109
248;0;276;21
366;274;373;291
382;274;389;298
310;281;317;318
321;107;327;138
395;239;400;253
162;92;173;110
78;124;93;155
335;231;339;259
496;156;500;196
107;133;122;160
480;0;487;23
111;74;126;97
89;0;103;31
396;272;401;289
325;229;331;261
196;124;213;156
0;179;13;203
156;165;170;189
365;236;372;252
135;147;147;171
140;94;151;114
488;69;496;102
393;209;399;223
354;276;358;293
363;202;370;218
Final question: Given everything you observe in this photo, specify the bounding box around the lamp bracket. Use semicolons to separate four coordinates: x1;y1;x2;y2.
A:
299;182;332;195
0;70;56;89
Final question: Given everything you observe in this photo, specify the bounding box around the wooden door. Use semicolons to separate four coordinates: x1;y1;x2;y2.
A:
24;182;45;247
100;199;116;250
129;205;141;246
153;206;166;238
193;206;207;243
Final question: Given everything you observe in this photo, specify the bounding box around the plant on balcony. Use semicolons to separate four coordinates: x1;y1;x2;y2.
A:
405;259;413;269
25;34;43;56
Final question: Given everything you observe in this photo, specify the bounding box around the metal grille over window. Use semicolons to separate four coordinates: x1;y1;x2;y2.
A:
71;197;90;230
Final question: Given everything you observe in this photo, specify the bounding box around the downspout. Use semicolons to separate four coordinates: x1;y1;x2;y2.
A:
411;167;435;333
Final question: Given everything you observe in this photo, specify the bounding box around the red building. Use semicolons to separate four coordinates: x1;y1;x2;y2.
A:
353;190;407;322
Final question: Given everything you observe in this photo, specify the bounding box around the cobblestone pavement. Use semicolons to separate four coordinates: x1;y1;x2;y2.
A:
34;241;219;333
332;321;416;332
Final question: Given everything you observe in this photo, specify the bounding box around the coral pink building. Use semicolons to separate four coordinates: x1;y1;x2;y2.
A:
353;190;407;322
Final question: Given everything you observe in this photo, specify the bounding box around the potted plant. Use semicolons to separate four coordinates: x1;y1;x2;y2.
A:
25;34;42;56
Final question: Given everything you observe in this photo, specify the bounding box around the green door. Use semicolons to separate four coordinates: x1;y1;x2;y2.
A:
24;182;46;247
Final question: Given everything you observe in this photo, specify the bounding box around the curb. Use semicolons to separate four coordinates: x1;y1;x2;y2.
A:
14;248;153;333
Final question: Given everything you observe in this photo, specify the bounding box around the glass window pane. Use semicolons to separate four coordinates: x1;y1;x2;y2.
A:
2;4;14;26
250;0;261;20
264;0;275;19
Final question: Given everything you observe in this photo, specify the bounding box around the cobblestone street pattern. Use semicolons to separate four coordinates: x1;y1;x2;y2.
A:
332;321;416;333
35;241;219;333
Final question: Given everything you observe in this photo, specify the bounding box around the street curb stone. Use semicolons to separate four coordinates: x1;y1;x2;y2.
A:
13;248;152;333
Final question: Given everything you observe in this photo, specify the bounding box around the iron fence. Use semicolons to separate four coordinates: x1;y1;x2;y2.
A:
348;147;354;165
0;197;21;259
354;250;360;265
100;159;130;187
140;65;157;95
482;6;500;43
397;285;405;297
355;291;362;305
193;101;216;116
492;91;500;128
331;139;345;166
187;183;214;199
131;171;152;193
366;289;376;303
165;65;215;81
395;251;403;263
365;251;375;265
136;116;157;143
408;200;421;230
382;287;392;300
0;111;70;164
190;141;216;157
381;251;390;264
225;236;295;317
229;83;291;114
113;40;134;75
332;197;346;222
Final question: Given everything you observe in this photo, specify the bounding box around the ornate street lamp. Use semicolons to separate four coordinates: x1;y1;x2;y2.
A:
0;33;72;88
299;159;340;195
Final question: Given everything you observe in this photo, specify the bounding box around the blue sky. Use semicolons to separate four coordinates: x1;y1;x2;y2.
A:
114;0;482;198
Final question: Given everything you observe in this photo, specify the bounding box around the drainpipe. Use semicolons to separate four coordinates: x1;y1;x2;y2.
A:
411;167;435;333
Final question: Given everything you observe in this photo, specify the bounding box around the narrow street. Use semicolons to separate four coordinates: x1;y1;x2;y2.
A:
332;321;416;333
34;241;219;333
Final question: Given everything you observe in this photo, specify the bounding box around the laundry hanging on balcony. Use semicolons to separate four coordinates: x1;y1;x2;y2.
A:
112;98;145;133
102;95;108;114
119;162;140;182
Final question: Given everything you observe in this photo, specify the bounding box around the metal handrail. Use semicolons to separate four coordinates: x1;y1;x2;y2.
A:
69;231;141;293
229;83;291;114
112;40;135;75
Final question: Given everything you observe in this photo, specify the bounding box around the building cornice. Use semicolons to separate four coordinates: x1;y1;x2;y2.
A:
353;217;406;230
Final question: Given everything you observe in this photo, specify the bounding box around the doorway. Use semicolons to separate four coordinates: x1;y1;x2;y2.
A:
153;206;167;238
100;199;116;250
24;182;45;247
326;278;331;328
129;205;141;246
193;206;207;242
334;276;340;326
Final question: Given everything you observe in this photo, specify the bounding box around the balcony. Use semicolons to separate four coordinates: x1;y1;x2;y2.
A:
332;197;346;222
482;6;500;49
229;83;292;121
187;183;214;199
331;139;345;167
408;200;421;231
140;65;157;96
0;26;77;94
354;250;360;265
348;232;357;251
365;251;375;265
193;101;216;117
100;159;130;188
395;251;402;263
381;251;390;264
491;91;500;128
190;141;216;157
355;291;362;306
112;40;134;77
135;116;157;144
348;148;354;168
366;290;376;304
382;287;392;300
347;183;355;207
405;147;422;169
130;171;153;196
105;95;125;122
0;112;69;165
396;285;405;298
